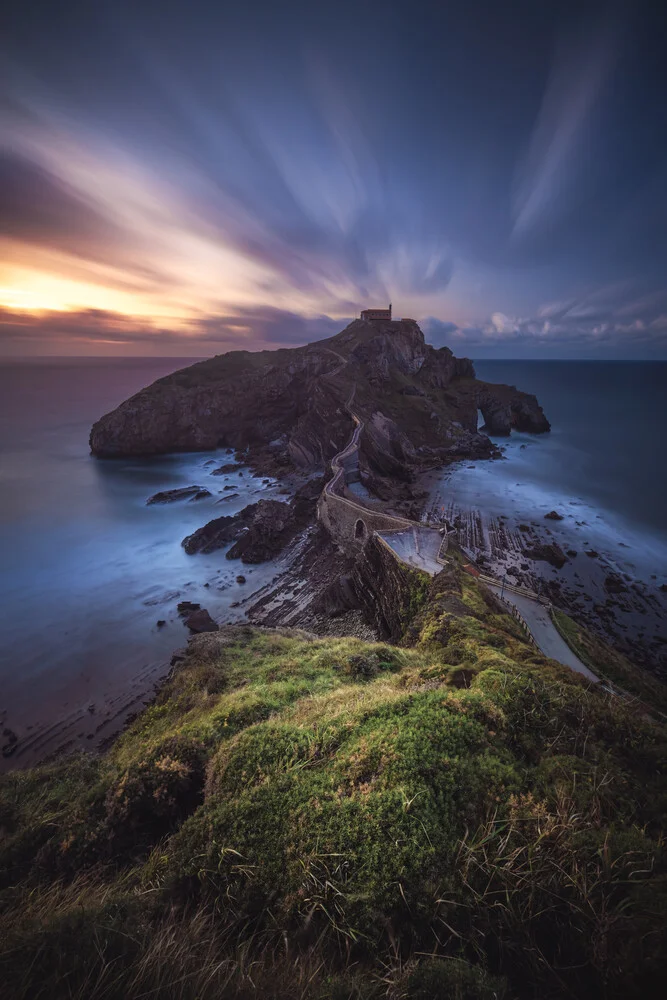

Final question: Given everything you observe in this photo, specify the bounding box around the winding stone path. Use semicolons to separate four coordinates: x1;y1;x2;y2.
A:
485;583;600;682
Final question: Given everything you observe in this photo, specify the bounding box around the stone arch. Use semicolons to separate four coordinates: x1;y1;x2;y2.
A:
354;518;366;540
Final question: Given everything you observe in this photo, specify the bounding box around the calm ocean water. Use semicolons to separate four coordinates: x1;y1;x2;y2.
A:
0;357;286;754
0;357;665;750
473;360;667;538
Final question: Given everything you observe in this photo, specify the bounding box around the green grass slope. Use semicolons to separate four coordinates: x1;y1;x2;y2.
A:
1;564;666;1000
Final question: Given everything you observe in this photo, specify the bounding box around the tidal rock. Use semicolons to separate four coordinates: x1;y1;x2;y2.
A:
90;319;550;477
184;609;218;633
524;542;568;569
226;500;296;563
185;483;320;562
182;514;244;554
147;486;210;504
211;462;244;475
236;575;246;584
544;510;563;520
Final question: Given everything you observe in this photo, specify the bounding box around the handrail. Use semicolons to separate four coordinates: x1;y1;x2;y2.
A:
476;571;549;605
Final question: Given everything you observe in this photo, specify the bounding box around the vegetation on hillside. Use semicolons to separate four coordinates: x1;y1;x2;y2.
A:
2;565;666;999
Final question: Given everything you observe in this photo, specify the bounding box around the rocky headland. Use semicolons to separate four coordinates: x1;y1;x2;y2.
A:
90;318;549;483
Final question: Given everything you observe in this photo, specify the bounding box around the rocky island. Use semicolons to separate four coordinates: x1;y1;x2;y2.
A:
90;317;550;478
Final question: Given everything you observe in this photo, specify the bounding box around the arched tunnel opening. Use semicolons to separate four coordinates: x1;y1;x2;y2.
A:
355;519;366;540
477;408;486;431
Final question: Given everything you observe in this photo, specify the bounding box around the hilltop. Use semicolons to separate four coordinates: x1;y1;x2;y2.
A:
89;319;550;482
1;549;665;999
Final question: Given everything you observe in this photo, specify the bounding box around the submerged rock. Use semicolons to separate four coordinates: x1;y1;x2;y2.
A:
147;486;211;504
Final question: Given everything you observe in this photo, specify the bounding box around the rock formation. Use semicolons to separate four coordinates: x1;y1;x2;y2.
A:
90;318;549;478
146;486;211;504
182;478;322;562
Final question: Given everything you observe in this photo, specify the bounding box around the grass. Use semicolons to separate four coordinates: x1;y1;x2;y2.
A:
2;568;667;999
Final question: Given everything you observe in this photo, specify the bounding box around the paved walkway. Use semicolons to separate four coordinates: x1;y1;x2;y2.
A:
378;527;445;576
485;584;600;682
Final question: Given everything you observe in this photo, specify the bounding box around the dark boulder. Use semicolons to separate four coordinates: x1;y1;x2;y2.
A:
524;542;568;569
211;462;244;475
184;609;218;633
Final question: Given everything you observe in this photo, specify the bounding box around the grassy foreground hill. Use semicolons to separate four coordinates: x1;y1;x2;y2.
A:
1;559;666;999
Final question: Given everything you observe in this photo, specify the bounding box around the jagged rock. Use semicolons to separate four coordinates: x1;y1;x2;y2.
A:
146;486;210;504
211;462;244;475
236;575;246;584
226;501;296;563
182;514;246;555
544;510;563;520
183;487;316;563
184;609;218;633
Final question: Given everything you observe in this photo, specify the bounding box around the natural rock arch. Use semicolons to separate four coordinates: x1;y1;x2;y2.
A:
355;518;367;540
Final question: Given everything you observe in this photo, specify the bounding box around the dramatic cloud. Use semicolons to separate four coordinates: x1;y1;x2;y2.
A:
0;304;348;356
1;0;665;357
422;284;667;359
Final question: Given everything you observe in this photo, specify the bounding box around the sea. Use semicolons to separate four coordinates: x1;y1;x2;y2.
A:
1;357;666;764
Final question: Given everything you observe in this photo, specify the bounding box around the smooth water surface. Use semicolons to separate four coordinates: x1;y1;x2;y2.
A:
0;358;285;742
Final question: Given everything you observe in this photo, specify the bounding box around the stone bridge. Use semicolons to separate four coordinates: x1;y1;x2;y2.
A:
316;399;451;573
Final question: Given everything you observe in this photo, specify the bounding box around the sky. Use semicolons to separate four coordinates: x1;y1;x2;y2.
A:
1;0;666;359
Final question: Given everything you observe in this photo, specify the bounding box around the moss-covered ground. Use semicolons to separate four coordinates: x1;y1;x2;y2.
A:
2;564;666;999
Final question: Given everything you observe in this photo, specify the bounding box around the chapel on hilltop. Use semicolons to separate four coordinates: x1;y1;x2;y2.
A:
360;304;392;321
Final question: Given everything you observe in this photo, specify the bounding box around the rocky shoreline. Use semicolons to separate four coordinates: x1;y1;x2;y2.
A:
418;464;667;678
5;432;665;771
